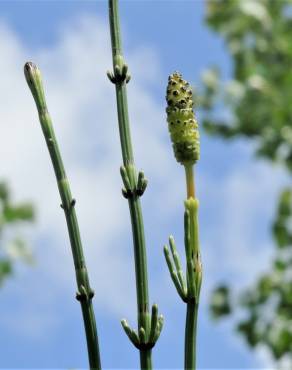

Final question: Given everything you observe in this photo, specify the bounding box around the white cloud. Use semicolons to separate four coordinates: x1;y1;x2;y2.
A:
0;14;180;339
201;156;289;296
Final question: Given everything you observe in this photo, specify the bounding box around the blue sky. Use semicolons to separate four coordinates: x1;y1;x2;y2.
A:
0;1;289;369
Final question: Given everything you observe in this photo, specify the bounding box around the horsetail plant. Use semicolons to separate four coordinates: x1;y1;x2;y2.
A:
164;72;202;370
107;1;163;369
24;62;101;370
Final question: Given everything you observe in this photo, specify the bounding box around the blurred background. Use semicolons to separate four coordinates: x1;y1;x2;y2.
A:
0;0;291;368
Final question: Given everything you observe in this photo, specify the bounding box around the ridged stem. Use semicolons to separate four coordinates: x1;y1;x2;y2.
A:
140;349;152;370
184;164;201;370
108;1;152;369
184;301;198;369
24;62;101;370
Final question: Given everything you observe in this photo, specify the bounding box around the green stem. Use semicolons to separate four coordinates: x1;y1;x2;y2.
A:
109;0;134;165
140;349;152;370
184;302;198;370
108;1;152;369
184;164;201;370
24;62;101;370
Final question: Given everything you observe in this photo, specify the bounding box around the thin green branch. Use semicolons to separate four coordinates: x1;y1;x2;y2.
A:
164;245;186;301
169;236;187;296
24;62;101;370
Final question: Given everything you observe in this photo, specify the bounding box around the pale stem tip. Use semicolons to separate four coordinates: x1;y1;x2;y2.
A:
24;61;38;80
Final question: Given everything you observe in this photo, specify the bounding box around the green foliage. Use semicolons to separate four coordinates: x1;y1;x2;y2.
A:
210;285;232;319
273;189;292;247
210;223;292;358
201;0;292;363
200;0;292;172
0;182;34;286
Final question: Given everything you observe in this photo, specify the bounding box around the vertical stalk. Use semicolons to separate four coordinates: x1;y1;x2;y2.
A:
185;164;195;199
184;301;198;369
184;164;201;370
24;62;101;370
109;0;134;165
108;1;154;369
140;350;152;370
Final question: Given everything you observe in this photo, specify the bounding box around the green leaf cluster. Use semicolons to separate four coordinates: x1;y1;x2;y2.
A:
0;182;34;286
200;0;292;171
